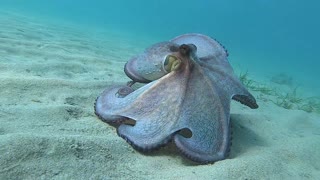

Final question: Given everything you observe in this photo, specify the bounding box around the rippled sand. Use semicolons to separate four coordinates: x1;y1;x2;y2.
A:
1;11;319;179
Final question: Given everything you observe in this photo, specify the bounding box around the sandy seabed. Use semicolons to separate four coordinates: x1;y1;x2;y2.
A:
0;11;320;180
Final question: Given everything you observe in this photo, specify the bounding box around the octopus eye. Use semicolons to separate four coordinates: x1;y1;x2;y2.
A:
179;44;197;56
188;43;197;52
164;55;181;72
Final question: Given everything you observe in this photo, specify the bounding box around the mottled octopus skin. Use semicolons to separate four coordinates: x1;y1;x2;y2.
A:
124;42;179;83
94;33;258;164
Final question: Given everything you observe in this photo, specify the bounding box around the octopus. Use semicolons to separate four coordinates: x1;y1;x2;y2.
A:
94;33;258;164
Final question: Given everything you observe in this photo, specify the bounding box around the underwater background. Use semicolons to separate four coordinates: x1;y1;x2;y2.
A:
1;0;320;179
2;0;320;92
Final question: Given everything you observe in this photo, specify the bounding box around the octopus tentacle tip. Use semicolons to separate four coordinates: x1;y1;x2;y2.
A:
232;94;259;109
94;33;258;164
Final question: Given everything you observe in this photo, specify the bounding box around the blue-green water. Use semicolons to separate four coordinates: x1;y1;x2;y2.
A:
1;1;319;133
1;1;320;179
2;0;319;91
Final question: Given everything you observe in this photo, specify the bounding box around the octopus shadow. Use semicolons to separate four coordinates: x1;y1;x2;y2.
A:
135;114;266;165
229;114;267;159
137;139;201;166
